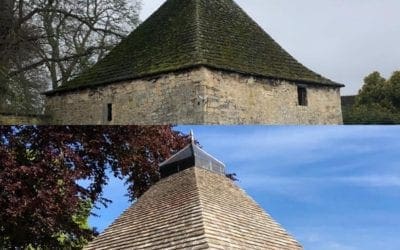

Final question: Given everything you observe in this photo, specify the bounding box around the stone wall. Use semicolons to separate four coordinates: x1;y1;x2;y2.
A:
202;69;343;124
46;68;206;125
45;67;343;125
0;113;45;125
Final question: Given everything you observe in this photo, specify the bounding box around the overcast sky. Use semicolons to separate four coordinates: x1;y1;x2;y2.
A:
90;126;400;250
140;0;400;95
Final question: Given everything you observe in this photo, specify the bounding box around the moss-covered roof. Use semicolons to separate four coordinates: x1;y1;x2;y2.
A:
48;0;343;95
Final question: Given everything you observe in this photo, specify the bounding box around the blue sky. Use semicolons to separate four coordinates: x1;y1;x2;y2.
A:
90;126;400;250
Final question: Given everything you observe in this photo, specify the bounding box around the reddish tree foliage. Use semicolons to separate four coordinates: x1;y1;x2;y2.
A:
0;126;189;249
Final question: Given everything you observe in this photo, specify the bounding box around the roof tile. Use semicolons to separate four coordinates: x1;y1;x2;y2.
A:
85;167;302;249
51;0;342;94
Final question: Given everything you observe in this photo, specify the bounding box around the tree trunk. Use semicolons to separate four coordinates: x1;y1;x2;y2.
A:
0;0;14;111
0;0;14;53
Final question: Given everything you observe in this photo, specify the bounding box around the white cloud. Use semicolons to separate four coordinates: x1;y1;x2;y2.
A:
300;232;358;250
238;174;400;203
337;175;400;188
319;241;357;250
296;225;400;250
199;126;398;157
242;174;400;189
192;126;400;176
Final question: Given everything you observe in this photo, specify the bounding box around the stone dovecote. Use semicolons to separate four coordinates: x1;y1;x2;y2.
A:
45;0;344;125
85;143;303;249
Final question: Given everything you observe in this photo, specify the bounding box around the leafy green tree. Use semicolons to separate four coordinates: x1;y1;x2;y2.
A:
344;71;400;124
387;71;400;109
56;200;94;249
356;72;390;108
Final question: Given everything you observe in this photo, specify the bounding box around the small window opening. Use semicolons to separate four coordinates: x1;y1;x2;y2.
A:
107;103;113;122
297;86;308;106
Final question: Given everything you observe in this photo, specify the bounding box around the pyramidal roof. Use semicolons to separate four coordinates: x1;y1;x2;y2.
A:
50;0;343;94
85;146;302;249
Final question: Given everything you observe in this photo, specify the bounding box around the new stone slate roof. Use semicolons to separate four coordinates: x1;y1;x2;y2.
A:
49;0;343;94
85;167;302;249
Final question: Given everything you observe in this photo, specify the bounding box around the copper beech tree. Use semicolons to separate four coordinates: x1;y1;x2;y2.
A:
0;126;189;249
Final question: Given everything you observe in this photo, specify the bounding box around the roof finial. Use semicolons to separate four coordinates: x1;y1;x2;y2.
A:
190;129;195;143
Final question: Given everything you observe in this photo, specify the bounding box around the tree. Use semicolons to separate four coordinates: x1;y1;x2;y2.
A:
1;0;50;113
387;71;400;109
0;0;141;113
0;126;189;249
356;72;389;108
55;200;95;249
343;71;400;124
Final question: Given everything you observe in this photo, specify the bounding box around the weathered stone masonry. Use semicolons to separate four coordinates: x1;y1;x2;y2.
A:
45;67;342;125
203;68;342;124
0;113;46;125
45;0;345;125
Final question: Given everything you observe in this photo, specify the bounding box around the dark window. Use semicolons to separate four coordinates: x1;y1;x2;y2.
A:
107;103;113;121
297;86;308;106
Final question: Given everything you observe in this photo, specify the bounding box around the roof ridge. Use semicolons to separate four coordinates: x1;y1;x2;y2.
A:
51;0;344;94
194;167;303;249
192;167;210;248
225;0;328;81
194;0;204;63
85;167;302;249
